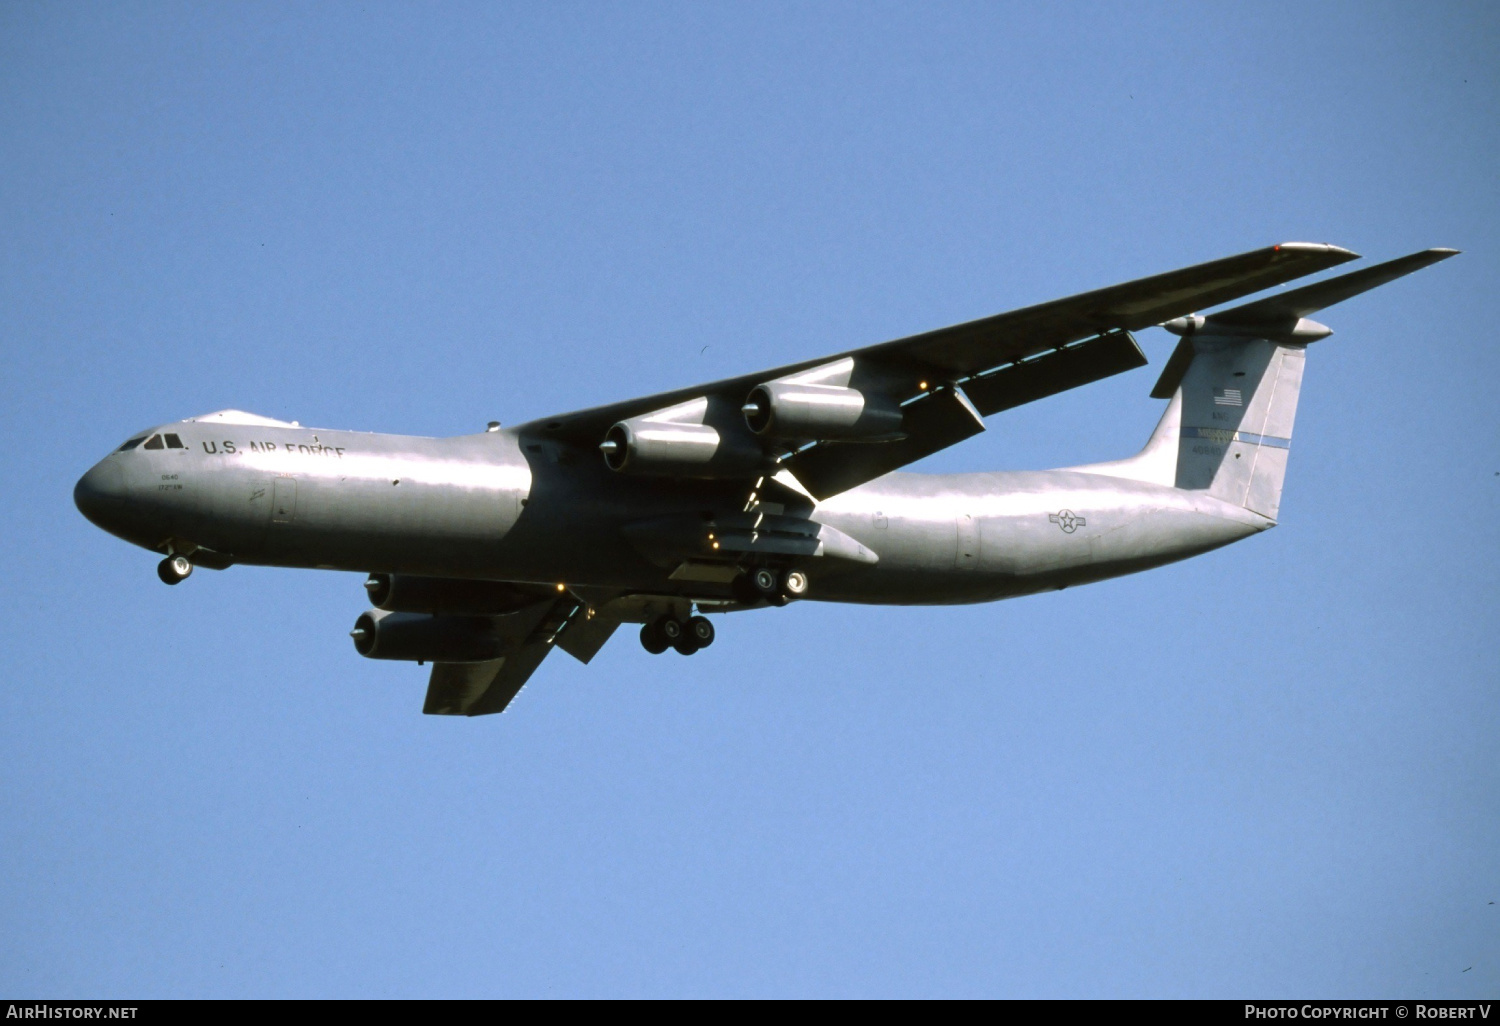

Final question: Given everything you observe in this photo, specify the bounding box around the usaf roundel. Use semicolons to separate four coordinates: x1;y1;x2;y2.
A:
1049;509;1086;534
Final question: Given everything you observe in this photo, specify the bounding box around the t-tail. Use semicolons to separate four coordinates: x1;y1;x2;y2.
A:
1082;248;1458;521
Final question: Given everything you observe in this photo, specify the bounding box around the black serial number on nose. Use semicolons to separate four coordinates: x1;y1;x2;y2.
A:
202;440;346;457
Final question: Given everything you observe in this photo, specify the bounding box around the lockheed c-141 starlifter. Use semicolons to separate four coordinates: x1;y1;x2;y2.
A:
75;243;1455;715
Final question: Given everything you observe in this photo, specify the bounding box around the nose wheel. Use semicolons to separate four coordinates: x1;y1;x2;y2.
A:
640;614;715;655
157;554;193;585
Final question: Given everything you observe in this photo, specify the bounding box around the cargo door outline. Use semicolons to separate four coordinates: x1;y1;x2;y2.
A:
272;476;297;524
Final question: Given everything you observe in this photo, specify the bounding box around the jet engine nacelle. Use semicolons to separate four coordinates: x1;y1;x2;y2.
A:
600;397;763;477
350;609;511;663
364;573;537;615
742;382;903;441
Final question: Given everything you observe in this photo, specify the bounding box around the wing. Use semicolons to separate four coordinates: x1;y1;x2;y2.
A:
422;595;618;717
517;242;1358;498
423;656;537;717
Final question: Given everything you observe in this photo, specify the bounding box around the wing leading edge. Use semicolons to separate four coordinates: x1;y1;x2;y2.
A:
515;242;1357;499
519;243;1357;443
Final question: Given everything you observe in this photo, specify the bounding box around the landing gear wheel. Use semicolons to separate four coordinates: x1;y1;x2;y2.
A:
639;621;669;655
731;573;761;605
750;567;780;598
687;615;715;649
660;617;699;656
659;617;686;647
780;570;808;598
157;554;193;586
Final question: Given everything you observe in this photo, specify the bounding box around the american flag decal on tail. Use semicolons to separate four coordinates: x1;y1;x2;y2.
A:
1213;387;1243;406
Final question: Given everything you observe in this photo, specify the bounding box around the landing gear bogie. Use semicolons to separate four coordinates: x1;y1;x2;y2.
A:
639;613;716;656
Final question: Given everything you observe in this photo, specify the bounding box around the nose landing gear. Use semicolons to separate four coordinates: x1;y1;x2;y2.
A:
639;614;716;656
157;554;193;585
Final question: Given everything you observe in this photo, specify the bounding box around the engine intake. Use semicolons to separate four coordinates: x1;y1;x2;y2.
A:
741;383;903;440
364;573;538;615
350;610;512;663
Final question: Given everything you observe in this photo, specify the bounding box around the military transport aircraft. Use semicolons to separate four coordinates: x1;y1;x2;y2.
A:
75;243;1455;716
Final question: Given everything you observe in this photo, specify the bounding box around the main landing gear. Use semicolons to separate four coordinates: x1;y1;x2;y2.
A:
157;554;193;585
640;614;716;656
637;567;808;656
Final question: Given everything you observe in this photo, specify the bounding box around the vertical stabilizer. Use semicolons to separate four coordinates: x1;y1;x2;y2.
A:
1174;337;1304;520
1074;248;1457;520
1067;339;1302;521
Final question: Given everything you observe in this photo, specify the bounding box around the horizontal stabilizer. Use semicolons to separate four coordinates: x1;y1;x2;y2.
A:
1152;248;1459;398
1206;248;1459;328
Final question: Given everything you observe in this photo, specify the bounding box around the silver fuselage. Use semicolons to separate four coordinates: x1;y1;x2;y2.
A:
75;419;1268;607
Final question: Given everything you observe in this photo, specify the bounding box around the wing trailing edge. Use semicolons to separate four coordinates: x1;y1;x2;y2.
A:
422;593;618;716
519;242;1359;453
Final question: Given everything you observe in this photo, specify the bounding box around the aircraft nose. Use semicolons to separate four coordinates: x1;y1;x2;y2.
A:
74;458;128;528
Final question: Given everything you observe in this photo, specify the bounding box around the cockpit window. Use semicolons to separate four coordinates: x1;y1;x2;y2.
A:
143;434;164;450
164;433;184;449
116;437;147;452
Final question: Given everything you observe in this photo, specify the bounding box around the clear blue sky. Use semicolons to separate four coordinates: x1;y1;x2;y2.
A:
2;1;1495;998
